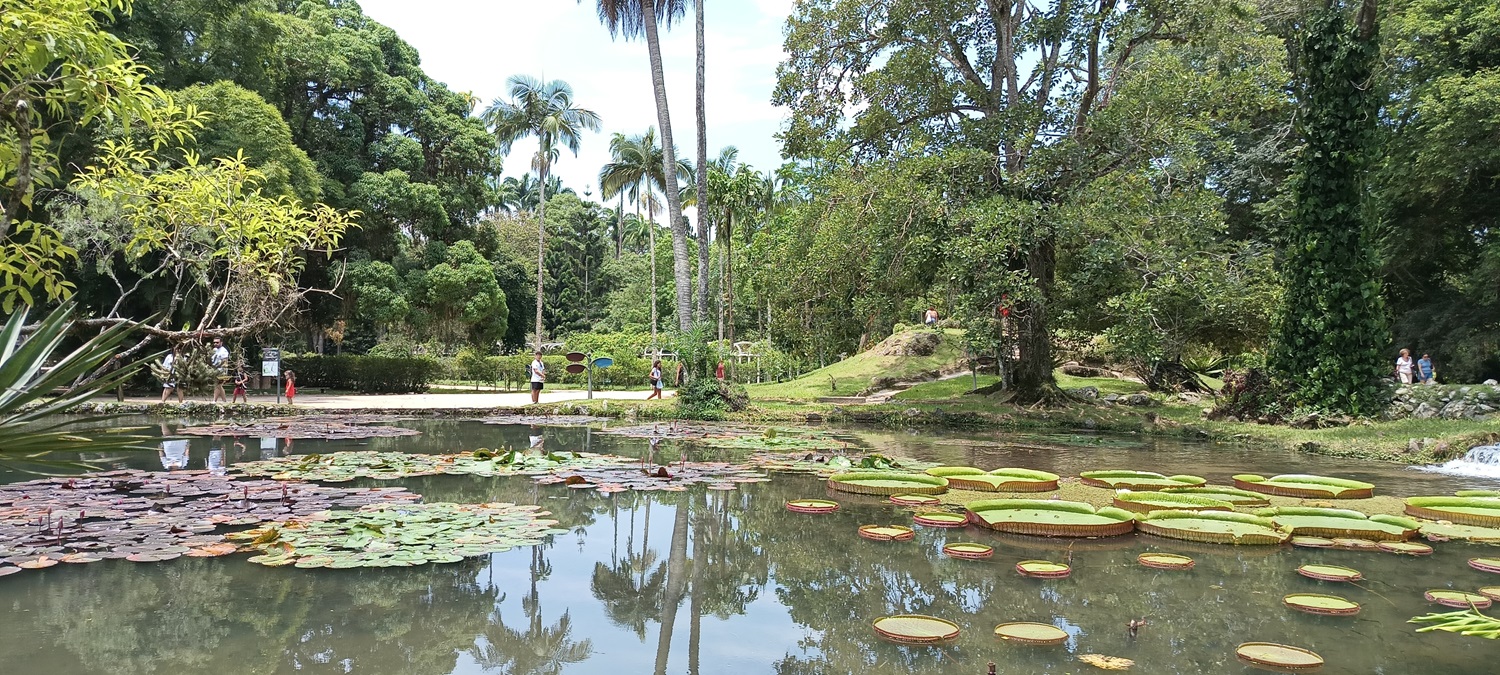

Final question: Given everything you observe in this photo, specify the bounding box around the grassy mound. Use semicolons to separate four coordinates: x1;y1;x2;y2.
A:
747;328;964;399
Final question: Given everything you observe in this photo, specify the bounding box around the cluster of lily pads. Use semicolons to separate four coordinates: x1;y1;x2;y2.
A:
472;414;608;427
535;461;771;493
598;422;846;452
0;469;418;575
228;502;567;569
232;449;638;482
179;415;422;440
749;452;935;476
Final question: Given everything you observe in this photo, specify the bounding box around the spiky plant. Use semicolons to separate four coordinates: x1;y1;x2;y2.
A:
0;303;155;471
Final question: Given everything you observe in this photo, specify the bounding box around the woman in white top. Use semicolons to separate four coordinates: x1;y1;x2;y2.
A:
646;360;664;400
529;351;546;404
159;349;184;403
1395;348;1415;384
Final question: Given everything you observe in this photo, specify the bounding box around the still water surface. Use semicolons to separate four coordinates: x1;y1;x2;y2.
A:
1;419;1497;674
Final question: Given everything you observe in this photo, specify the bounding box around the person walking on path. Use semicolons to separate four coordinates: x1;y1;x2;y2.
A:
231;368;249;403
283;370;297;405
529;352;546;404
1418;353;1436;385
210;338;231;403
715;361;725;381
924;307;939;325
159;348;183;404
1396;349;1415;384
647;360;664;400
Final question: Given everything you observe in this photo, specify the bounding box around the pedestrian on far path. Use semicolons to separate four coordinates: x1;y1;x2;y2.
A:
715;361;725;381
284;370;297;405
1396;349;1415;385
647;360;664;400
211;338;230;403
529;351;546;404
232;368;249;403
160;348;183;404
1418;353;1436;385
925;307;939;325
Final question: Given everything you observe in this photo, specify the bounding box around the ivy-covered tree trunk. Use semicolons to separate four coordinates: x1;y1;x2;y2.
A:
1012;237;1057;402
1268;0;1388;415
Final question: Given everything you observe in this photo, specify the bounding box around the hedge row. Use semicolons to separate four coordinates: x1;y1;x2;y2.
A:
281;355;443;394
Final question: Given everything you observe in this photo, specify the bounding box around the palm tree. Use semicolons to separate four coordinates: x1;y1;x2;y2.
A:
600;128;690;350
692;0;710;326
587;0;694;332
482;75;601;351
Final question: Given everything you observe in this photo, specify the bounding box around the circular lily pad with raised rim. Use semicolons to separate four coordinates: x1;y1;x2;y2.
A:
1234;474;1374;499
1377;541;1433;555
1470;558;1500;574
1138;552;1194;570
1296;564;1362;582
0;566;20;577
925;466;1060;492
1136;510;1287;545
872;615;960;644
1283;593;1360;616
785;499;839;514
15;556;57;569
889;494;941;506
1236;642;1324;670
1478;587;1500;602
1016;560;1071;578
966;499;1135;538
913;512;968;528
1260;507;1419;542
828;472;948;496
1404;496;1500;528
1332;538;1378;550
1162;486;1271;507
1080;470;1206;491
1113;491;1233;513
943;542;994;559
1291;536;1336;548
994;622;1068;645
858;524;915;542
1425;590;1493;609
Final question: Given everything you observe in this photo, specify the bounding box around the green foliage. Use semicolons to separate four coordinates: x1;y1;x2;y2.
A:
676;378;749;420
282;355;442;394
0;302;154;470
1268;4;1389;414
171;81;321;202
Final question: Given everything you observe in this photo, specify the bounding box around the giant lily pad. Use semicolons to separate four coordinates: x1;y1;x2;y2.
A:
233;502;562;568
1079;470;1206;491
1136;511;1287;545
180;416;420;440
1469;558;1500;574
994;622;1068;645
1138;553;1195;570
857;524;915;541
1425;590;1493;609
1258;507;1419;542
1161;486;1272;507
1112;491;1233;513
1284;593;1360;616
1016;560;1071;578
828;472;948;496
785;499;839;514
1421;522;1500;543
1378;541;1433;556
1404;496;1500;528
872;615;959;644
1233;473;1374;499
889;494;941;506
924;467;1059;492
1236;643;1323;670
912;512;968;528
1296;564;1362;582
943;542;994;559
537;461;769;493
966;499;1135;537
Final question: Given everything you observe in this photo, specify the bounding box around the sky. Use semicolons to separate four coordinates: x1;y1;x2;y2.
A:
358;0;794;208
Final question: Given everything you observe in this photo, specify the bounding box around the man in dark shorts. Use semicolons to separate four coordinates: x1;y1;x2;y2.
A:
529;351;546;403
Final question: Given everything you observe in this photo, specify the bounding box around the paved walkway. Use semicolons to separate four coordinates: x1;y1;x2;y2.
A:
123;388;673;410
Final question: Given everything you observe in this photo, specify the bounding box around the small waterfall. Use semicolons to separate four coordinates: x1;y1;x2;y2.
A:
1419;445;1500;479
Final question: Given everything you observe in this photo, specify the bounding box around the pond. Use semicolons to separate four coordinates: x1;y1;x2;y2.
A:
1;418;1497;674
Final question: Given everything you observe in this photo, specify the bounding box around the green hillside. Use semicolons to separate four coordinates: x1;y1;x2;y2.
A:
747;329;966;399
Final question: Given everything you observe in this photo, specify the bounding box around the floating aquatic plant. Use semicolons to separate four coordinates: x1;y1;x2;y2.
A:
1016;560;1071;578
1425;590;1493;609
1112;491;1233;513
1078;654;1134;670
0;470;418;574
966;500;1135;538
231;502;563;568
1079;471;1206;491
1404;496;1500;528
1419;522;1500;543
1137;553;1194;570
1468;558;1500;574
473;415;607;427
942;542;994;559
785;499;838;514
1284;593;1360;616
535;461;769;493
872;615;959;644
1296;564;1363;582
180;416;421;440
1291;536;1335;548
1233;474;1374;499
751;452;933;476
993;622;1068;645
1160;486;1271;507
889;494;942;506
233;449;637;482
827;472;948;496
1135;510;1287;545
1258;507;1419;542
1235;643;1324;670
923;467;1059;492
1409;608;1500;639
857;525;915;541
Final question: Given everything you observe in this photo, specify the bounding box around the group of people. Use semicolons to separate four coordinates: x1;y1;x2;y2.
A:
526;350;712;403
158;338;296;404
1395;349;1437;385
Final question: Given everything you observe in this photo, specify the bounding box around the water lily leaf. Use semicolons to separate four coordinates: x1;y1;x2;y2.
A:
1079;654;1134;670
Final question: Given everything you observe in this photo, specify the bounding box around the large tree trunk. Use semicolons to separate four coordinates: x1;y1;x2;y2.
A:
726;213;735;379
653;502;690;675
649;202;658;351
1010;237;1058;403
641;0;694;332
615;194;624;258
693;0;711;326
535;159;549;351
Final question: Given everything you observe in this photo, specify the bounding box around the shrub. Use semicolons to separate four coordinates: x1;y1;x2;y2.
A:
282;355;442;394
1208;368;1287;422
676;378;749;419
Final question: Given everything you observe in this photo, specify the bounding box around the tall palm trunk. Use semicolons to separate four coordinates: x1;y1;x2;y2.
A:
726;214;735;379
640;0;693;332
693;0;710;326
648;200;658;352
615;194;625;258
535;158;549;351
653;502;690;675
